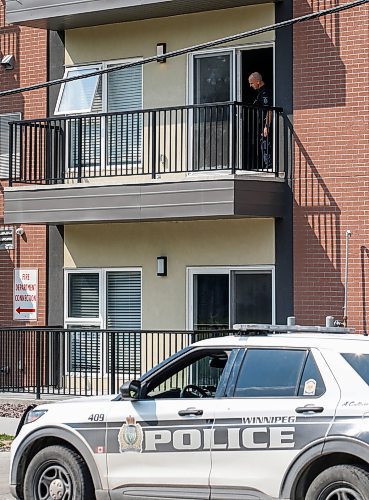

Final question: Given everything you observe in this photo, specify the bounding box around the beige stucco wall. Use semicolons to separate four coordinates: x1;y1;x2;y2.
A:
65;4;275;108
64;218;275;329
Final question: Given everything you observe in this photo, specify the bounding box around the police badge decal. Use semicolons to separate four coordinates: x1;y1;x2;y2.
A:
118;415;144;453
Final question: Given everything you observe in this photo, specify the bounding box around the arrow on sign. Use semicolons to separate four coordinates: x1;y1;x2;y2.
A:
16;307;35;314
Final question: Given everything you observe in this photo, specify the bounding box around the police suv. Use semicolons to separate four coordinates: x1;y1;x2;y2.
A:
9;320;369;500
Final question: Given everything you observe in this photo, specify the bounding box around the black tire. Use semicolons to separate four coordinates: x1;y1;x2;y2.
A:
23;445;95;500
306;464;369;500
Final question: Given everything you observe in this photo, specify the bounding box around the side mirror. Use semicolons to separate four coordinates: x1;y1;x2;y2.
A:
120;379;141;400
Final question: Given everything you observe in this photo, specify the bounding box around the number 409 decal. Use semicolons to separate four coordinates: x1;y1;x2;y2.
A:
88;413;105;422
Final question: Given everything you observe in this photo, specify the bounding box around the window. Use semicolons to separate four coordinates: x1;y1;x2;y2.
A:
145;349;230;399
298;351;325;397
233;349;306;398
189;267;274;329
55;65;101;115
341;353;369;386
55;61;143;170
0;226;14;250
0;113;21;179
65;269;142;374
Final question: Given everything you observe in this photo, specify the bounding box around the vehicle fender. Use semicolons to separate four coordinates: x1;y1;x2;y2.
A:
11;425;104;491
280;439;325;498
280;436;369;498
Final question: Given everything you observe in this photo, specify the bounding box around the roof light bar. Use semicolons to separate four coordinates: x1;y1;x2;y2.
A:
233;316;354;335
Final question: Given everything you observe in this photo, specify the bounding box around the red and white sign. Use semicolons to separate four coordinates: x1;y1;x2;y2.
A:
13;269;38;321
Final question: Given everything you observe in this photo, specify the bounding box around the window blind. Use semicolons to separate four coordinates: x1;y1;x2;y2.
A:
0;113;21;179
107;271;141;374
68;273;99;318
107;65;142;165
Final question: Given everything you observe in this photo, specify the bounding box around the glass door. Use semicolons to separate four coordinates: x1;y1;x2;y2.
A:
192;52;233;171
189;268;274;330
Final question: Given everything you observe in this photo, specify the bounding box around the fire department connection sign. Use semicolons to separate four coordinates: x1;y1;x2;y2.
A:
13;269;38;321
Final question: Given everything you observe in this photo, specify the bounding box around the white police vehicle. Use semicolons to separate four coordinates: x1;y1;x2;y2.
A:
9;319;369;500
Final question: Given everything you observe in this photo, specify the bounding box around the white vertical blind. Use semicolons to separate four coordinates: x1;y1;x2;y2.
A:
107;271;142;374
107;65;142;165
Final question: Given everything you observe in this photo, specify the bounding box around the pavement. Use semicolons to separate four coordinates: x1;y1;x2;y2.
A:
0;453;12;500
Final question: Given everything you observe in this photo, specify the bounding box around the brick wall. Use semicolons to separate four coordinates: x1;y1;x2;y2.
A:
0;1;47;326
293;0;369;332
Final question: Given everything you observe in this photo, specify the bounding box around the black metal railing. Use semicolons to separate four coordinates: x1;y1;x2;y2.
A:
0;328;235;397
9;102;284;185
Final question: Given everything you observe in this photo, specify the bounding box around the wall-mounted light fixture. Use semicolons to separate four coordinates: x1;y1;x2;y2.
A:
157;256;167;276
156;43;167;63
1;55;15;70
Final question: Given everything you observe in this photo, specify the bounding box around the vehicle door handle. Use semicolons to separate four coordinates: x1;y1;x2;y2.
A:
295;406;324;414
178;408;203;417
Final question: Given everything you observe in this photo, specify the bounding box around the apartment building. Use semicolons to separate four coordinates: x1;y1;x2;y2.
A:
3;0;293;347
0;0;47;326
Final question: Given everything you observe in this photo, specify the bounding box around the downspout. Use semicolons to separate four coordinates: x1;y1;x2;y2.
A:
343;229;352;327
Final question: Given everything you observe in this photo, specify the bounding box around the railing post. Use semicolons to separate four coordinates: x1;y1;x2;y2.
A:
151;111;157;179
36;330;41;400
77;117;83;183
110;331;116;395
275;110;280;177
231;102;237;174
8;122;13;186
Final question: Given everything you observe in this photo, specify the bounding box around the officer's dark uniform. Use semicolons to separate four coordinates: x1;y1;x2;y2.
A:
253;85;272;170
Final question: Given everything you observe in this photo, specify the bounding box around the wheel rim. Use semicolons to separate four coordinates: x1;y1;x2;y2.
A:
33;462;73;500
324;486;363;500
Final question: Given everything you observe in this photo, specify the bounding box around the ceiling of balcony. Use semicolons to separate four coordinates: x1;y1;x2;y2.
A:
6;0;276;30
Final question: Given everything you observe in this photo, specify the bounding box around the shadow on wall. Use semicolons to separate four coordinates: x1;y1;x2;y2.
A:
294;0;346;109
289;123;345;326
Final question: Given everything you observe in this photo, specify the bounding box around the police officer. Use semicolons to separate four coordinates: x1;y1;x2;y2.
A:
248;72;272;170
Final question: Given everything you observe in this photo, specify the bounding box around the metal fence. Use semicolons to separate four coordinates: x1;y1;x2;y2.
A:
0;328;234;397
9;102;283;185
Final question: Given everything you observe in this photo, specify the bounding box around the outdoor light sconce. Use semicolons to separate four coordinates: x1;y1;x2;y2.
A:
157;256;167;276
156;43;167;63
1;55;15;70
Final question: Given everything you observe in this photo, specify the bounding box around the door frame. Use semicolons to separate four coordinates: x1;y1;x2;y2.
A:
187;43;275;173
186;265;276;330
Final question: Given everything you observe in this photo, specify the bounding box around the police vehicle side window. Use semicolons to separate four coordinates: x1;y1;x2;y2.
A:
145;349;231;399
297;351;326;397
341;353;369;385
233;349;306;398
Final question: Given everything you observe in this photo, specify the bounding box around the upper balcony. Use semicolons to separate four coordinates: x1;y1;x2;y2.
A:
4;102;288;225
6;0;278;30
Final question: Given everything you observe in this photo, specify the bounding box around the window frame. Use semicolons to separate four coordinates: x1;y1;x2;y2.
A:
64;267;142;329
186;265;276;329
55;64;102;116
0;225;14;250
55;58;143;116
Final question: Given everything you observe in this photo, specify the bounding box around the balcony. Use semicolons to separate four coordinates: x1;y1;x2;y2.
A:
4;102;288;225
6;0;278;30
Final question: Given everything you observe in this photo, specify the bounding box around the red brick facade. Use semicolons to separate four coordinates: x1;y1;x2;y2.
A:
293;0;369;332
0;0;47;326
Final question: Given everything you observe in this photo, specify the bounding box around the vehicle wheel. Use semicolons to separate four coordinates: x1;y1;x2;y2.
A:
306;464;369;500
23;445;94;500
